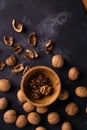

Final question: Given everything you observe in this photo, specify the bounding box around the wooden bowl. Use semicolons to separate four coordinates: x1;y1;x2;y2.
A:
21;66;61;107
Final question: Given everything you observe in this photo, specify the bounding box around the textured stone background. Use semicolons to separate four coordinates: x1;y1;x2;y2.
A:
0;0;87;130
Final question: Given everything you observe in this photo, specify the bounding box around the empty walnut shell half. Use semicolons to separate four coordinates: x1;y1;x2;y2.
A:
12;64;24;74
0;61;5;70
23;66;30;76
5;55;17;67
3;36;13;46
28;32;37;46
12;43;23;54
45;40;53;53
24;49;38;59
12;19;23;33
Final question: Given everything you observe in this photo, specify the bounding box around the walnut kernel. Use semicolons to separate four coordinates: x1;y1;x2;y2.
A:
12;64;24;74
12;43;23;54
5;55;17;67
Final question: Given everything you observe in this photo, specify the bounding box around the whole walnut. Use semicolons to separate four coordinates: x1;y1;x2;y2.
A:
5;55;17;67
65;102;79;116
36;106;48;114
0;79;11;92
3;110;17;124
35;126;47;130
47;112;60;124
75;86;87;98
23;102;35;112
52;54;64;68
17;89;26;103
61;122;72;130
68;67;79;80
0;97;8;110
59;89;69;101
15;115;27;128
28;112;41;125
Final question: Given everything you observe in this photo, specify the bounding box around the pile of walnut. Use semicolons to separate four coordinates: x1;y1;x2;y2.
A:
29;73;53;99
0;19;87;130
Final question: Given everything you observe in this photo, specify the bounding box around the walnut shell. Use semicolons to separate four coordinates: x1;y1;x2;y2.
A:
35;126;47;130
0;97;8;110
65;102;79;116
75;86;87;98
28;32;37;46
36;106;48;114
61;122;72;130
47;112;60;124
17;89;26;103
3;110;17;124
0;79;11;92
0;61;5;70
27;112;41;125
23;102;35;112
3;36;13;46
12;19;23;33
15;115;27;128
68;67;79;80
5;55;17;67
52;54;64;68
59;89;69;101
45;40;53;54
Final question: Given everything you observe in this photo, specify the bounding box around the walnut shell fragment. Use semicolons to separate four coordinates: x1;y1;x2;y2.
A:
23;66;30;76
45;40;53;53
12;19;23;33
5;55;17;67
0;61;5;70
24;49;38;59
28;32;37;46
3;36;13;46
12;64;24;74
12;43;23;54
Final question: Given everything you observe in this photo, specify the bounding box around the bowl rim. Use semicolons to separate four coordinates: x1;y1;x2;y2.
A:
21;65;61;107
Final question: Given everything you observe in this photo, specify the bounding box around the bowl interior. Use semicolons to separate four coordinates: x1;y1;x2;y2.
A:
21;66;61;106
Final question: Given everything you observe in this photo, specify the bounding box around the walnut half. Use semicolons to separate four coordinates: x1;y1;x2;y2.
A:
12;19;23;33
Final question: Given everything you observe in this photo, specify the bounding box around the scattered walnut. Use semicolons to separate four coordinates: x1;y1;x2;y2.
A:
35;126;47;130
40;85;52;96
75;86;87;98
3;36;13;46
47;112;60;124
36;106;48;114
65;102;79;116
12;43;23;54
12;19;23;33
12;64;24;74
24;49;38;59
0;97;8;110
0;79;11;92
52;54;64;68
82;0;87;10
23;66;30;76
17;89;26;103
23;102;35;112
0;61;5;70
27;112;41;125
61;121;72;130
85;107;87;113
15;115;27;128
59;89;69;101
45;40;53;53
4;110;17;124
68;67;79;80
5;55;17;67
28;32;37;46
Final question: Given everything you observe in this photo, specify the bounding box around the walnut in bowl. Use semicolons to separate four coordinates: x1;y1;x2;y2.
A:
21;66;61;107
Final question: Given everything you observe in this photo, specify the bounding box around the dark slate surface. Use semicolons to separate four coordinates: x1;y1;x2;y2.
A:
0;0;87;130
